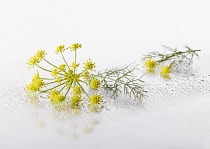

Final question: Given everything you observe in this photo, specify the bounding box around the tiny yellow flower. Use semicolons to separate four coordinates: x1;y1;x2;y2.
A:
89;94;103;106
72;85;83;95
82;71;90;80
90;78;101;90
64;69;73;76
32;73;44;87
70;62;80;70
160;65;173;79
49;90;66;104
26;56;40;68
69;43;82;51
26;50;46;68
25;72;44;93
25;83;37;92
83;59;96;71
55;45;65;54
35;50;46;59
51;68;59;77
64;70;74;82
55;76;62;84
143;58;159;73
57;64;66;71
73;74;81;82
71;94;82;108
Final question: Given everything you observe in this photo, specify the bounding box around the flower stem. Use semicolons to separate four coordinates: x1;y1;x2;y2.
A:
76;81;90;98
73;50;77;75
75;50;77;64
41;81;68;93
43;58;57;68
59;84;67;93
44;79;65;85
41;78;54;80
65;87;71;96
65;81;73;96
79;80;88;85
44;81;57;85
36;64;52;72
61;52;71;70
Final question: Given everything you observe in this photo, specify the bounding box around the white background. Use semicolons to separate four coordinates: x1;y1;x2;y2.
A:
1;0;210;68
1;0;210;149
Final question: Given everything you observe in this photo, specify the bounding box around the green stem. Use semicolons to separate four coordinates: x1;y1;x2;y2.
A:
41;78;54;80
115;68;133;82
44;57;68;74
74;50;77;64
43;58;57;68
97;73;138;88
76;81;89;98
36;64;51;72
157;49;201;64
44;79;66;85
73;50;77;75
41;81;68;93
79;80;89;85
65;81;73;96
157;52;183;63
193;50;201;52
59;84;67;93
44;81;57;85
61;52;71;70
36;64;64;76
140;72;147;79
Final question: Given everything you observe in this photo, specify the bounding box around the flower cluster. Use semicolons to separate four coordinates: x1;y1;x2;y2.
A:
89;94;103;107
25;43;104;111
143;58;159;73
26;50;46;68
25;72;44;99
143;46;201;79
160;65;173;79
55;45;65;54
69;43;82;51
49;90;66;104
143;57;173;79
83;59;96;71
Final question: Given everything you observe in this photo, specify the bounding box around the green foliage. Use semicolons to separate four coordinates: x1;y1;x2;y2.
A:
97;64;146;100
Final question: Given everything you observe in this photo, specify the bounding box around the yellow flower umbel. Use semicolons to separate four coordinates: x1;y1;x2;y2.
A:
70;86;83;108
25;72;44;98
89;94;103;107
90;78;101;90
26;50;46;68
72;86;83;95
143;58;158;73
83;59;96;71
55;45;65;54
49;90;66;104
70;62;80;70
35;50;46;59
73;74;81;82
57;64;66;71
82;71;90;80
55;76;63;84
160;65;173;79
51;68;59;77
26;56;40;68
25;43;105;112
69;43;82;51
